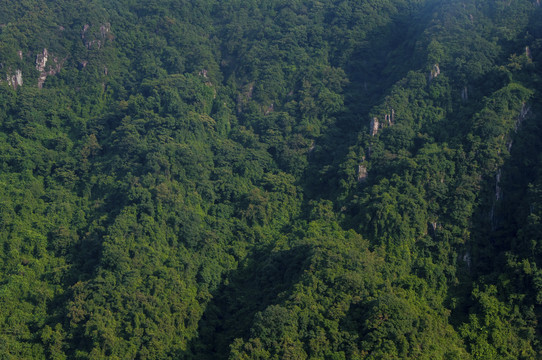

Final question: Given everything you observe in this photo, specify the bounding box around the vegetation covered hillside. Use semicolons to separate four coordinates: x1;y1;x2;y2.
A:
1;0;542;359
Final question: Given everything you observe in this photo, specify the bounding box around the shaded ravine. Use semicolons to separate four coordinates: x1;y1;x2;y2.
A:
183;2;442;358
182;246;312;359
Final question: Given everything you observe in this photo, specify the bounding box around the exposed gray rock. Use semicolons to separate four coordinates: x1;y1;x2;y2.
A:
516;102;530;130
82;24;90;39
357;164;368;182
82;23;112;49
36;48;65;89
264;103;274;115
7;69;23;89
461;86;468;102
36;48;48;73
429;64;440;80
100;23;111;38
526;46;532;60
370;117;379;136
308;140;315;153
462;251;471;269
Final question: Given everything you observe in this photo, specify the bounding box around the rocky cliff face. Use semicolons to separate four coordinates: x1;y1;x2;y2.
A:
357;164;368;182
370;117;379;136
0;21;116;90
429;63;440;80
6;69;23;89
461;86;468;102
82;22;112;50
0;46;68;89
36;48;48;88
36;48;65;89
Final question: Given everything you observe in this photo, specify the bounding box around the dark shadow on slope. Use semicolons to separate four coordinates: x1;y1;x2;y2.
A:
463;2;542;280
303;1;438;203
474;105;542;264
181;244;312;360
448;66;542;330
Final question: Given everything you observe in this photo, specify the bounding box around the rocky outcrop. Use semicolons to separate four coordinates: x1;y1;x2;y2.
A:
36;48;65;89
506;139;513;152
370;117;380;136
428;221;443;238
7;69;23;89
264;102;274;115
357;164;368;182
308;140;315;153
384;109;395;126
237;83;254;114
15;69;23;86
86;39;102;50
100;23;111;38
82;24;90;38
36;48;48;73
462;251;471;269
36;48;49;88
516;102;530;130
429;64;440;80
461;86;468;102
370;108;394;135
82;22;113;50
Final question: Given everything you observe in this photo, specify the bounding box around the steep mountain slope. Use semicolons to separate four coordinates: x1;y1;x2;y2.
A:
0;0;541;359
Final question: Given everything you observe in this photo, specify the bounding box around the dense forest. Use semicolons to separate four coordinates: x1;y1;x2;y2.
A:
1;0;542;358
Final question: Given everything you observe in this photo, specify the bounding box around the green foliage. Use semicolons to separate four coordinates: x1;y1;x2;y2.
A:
1;0;542;359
